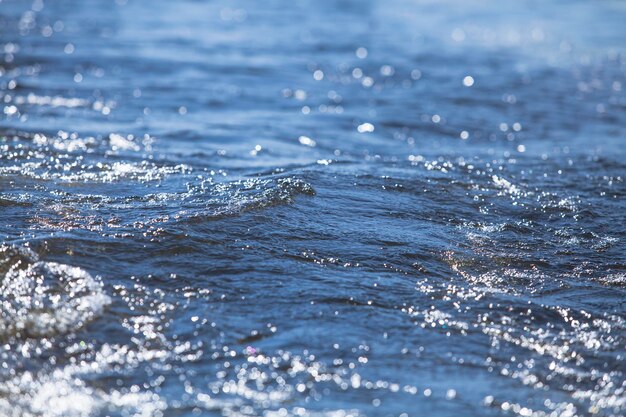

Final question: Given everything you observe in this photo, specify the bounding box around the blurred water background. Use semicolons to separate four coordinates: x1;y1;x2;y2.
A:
0;0;625;416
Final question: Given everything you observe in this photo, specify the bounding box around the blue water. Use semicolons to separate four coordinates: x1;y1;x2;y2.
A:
1;0;625;416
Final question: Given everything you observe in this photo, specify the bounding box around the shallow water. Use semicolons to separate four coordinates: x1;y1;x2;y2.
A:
1;0;625;416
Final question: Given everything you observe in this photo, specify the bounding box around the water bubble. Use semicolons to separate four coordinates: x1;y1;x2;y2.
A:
356;47;368;59
298;136;316;147
357;123;375;133
380;65;394;76
362;77;374;87
452;28;466;42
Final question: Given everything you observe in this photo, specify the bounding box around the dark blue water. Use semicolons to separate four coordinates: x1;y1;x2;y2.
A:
1;0;625;416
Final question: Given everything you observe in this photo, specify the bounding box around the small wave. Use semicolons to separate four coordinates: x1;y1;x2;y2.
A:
185;176;315;220
0;245;110;340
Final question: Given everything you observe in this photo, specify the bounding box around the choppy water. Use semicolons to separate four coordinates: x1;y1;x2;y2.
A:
1;0;625;416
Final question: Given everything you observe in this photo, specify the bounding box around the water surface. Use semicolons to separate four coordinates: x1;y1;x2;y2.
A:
1;0;625;416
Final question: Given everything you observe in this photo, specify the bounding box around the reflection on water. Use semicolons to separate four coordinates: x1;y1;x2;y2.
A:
1;0;625;416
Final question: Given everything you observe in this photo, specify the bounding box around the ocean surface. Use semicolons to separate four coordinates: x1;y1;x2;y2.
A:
1;0;625;416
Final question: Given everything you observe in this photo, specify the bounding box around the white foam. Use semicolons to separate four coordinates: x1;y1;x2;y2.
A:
0;246;111;339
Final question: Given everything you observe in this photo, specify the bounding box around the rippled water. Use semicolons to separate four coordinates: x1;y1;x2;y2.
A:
1;0;625;416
